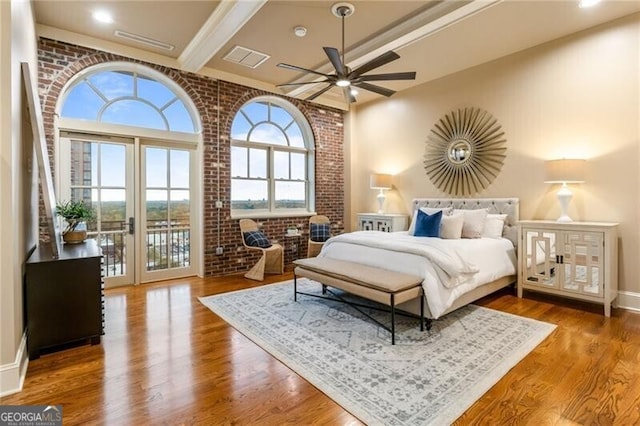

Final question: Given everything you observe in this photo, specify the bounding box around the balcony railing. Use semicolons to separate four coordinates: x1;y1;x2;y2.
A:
88;220;191;277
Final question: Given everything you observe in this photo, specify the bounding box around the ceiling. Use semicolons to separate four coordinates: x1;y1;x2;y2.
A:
34;0;640;110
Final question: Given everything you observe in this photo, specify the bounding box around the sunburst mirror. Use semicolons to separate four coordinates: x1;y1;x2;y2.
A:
424;107;506;196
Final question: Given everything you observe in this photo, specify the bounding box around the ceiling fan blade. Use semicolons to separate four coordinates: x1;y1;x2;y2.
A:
349;51;400;78
277;79;331;88
323;47;345;76
343;87;356;104
277;63;331;78
305;84;334;101
353;82;396;97
357;71;416;82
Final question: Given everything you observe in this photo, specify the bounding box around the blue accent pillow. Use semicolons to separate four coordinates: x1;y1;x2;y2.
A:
414;209;442;237
243;231;272;248
310;223;331;242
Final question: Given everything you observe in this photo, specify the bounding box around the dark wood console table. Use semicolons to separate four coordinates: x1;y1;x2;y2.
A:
24;239;104;359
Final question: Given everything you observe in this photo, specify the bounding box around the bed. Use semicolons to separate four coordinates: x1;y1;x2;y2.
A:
317;198;519;319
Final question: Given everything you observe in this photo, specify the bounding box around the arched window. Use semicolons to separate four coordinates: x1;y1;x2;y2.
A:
231;96;315;216
60;64;198;133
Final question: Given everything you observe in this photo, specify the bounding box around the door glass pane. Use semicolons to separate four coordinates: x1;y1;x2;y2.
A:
101;189;126;228
100;144;126;187
170;190;190;224
146;148;167;187
147;190;168;222
170;150;190;188
70;141;97;186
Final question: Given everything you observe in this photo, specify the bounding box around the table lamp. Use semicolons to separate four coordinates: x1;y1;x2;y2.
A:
370;173;392;214
544;159;586;222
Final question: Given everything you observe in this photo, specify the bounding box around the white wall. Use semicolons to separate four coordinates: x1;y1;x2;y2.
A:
0;0;39;395
351;14;639;295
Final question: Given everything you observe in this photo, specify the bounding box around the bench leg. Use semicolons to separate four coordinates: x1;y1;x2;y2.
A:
391;294;396;345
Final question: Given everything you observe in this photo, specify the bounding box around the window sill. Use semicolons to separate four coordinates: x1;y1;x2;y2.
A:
231;210;317;220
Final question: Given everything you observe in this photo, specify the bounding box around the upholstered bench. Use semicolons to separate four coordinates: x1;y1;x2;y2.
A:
293;257;428;344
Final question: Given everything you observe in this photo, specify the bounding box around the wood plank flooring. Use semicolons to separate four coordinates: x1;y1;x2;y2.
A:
2;272;639;425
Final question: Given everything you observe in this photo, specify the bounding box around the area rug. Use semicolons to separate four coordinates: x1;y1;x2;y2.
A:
199;279;556;425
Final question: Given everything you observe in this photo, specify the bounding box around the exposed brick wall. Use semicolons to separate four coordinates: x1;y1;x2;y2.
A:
37;38;344;277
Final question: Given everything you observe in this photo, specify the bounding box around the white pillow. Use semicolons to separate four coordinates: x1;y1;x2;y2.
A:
453;208;488;238
408;207;452;235
439;213;464;239
482;214;508;239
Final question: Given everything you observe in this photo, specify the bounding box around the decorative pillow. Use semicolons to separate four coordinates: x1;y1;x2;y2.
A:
414;209;442;237
482;214;508;239
243;230;272;248
439;213;464;239
310;223;331;242
408;207;452;235
453;208;488;239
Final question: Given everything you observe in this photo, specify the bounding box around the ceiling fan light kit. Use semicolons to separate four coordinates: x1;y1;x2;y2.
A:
277;2;416;104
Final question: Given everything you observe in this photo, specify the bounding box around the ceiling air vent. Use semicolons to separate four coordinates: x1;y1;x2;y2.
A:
223;45;270;69
114;30;175;51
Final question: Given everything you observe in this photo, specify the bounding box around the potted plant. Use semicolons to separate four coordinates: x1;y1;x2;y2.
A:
56;199;94;244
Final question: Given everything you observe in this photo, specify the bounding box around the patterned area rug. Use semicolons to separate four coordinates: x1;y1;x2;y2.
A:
199;279;556;425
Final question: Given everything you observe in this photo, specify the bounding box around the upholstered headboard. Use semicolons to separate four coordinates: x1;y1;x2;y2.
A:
411;198;520;247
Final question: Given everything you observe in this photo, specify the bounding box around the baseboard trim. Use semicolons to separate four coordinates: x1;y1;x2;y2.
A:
617;290;640;313
0;332;29;397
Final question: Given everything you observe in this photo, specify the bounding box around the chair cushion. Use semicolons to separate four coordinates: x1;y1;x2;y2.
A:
310;223;331;242
244;231;272;248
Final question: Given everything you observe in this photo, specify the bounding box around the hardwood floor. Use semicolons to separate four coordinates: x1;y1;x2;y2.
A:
2;272;640;425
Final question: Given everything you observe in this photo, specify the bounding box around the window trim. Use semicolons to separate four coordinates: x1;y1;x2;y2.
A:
230;96;315;219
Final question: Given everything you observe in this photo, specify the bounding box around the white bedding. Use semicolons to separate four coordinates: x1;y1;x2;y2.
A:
319;231;517;319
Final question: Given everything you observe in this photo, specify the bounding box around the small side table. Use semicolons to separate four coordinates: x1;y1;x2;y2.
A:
284;232;302;264
357;213;408;232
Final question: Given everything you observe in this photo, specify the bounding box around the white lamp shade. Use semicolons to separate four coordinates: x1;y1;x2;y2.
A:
370;173;392;189
544;159;586;183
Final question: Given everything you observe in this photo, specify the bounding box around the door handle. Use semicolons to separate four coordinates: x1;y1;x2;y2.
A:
128;217;135;235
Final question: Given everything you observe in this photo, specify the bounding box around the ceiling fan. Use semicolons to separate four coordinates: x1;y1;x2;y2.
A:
277;2;416;103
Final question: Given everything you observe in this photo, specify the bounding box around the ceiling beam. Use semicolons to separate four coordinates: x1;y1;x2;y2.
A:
179;0;268;73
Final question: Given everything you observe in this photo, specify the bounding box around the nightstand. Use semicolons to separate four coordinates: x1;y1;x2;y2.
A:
357;213;408;232
517;220;619;316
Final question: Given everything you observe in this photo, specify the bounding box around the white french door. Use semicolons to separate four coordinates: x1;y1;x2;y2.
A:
59;134;198;287
139;143;196;282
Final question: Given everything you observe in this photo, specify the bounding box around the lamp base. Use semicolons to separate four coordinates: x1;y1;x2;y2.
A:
376;190;386;214
556;183;573;222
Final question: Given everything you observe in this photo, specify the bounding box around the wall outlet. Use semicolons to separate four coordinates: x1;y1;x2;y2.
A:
215;200;223;208
216;246;224;255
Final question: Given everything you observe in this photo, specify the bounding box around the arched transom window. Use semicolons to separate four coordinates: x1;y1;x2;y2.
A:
60;65;197;133
231;96;315;216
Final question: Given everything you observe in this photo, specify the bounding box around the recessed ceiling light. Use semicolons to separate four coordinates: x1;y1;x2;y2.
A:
93;10;113;24
350;88;358;96
578;0;601;8
293;26;307;37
